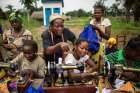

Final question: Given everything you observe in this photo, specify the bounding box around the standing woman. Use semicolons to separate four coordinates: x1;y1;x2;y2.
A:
2;11;32;61
90;4;111;40
89;5;112;71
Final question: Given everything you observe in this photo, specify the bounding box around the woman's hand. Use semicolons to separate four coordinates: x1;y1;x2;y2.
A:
81;72;98;79
59;42;70;52
93;25;100;31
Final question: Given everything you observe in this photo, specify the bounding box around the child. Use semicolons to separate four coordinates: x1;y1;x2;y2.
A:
64;38;97;82
10;40;46;78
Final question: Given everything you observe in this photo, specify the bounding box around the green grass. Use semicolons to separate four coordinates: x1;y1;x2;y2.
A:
1;16;140;49
111;17;140;35
65;17;140;36
65;17;90;27
22;16;43;30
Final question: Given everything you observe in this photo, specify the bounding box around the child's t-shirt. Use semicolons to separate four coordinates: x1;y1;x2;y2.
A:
64;53;89;73
10;53;46;77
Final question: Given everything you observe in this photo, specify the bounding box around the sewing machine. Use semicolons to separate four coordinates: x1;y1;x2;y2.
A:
42;62;97;93
16;62;97;93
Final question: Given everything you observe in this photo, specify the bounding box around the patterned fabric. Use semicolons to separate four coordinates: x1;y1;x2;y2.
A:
92;42;105;70
9;12;22;22
0;82;9;93
1;28;32;61
105;49;140;68
3;28;32;47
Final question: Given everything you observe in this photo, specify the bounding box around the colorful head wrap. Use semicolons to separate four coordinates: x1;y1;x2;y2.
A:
108;37;117;48
9;12;22;23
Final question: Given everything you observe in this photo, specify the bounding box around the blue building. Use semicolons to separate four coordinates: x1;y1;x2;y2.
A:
41;0;64;27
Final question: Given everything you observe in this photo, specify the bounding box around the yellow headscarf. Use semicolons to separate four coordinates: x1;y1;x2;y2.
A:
108;37;117;48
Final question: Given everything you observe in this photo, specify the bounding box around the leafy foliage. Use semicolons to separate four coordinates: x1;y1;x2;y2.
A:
116;0;140;23
20;0;34;14
5;5;15;14
66;9;91;17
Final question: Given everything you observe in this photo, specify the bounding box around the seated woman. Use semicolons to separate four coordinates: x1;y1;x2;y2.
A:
2;12;32;61
64;38;98;83
10;40;46;79
106;36;140;92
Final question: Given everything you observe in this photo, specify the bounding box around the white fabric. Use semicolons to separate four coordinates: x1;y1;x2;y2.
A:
65;53;89;73
79;55;89;63
115;79;125;89
65;53;89;65
65;53;77;65
96;87;112;93
101;18;111;27
90;18;111;27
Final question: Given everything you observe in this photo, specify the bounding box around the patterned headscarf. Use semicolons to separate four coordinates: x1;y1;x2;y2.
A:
9;12;22;23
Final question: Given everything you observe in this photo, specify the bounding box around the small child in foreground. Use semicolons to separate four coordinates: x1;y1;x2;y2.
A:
10;40;46;79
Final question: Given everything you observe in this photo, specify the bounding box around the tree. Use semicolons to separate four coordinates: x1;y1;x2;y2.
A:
107;3;123;16
20;0;35;23
20;0;34;15
5;5;15;13
116;0;140;23
65;9;91;17
132;1;140;23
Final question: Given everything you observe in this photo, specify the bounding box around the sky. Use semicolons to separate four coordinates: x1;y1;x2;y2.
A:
63;0;116;12
0;0;116;13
